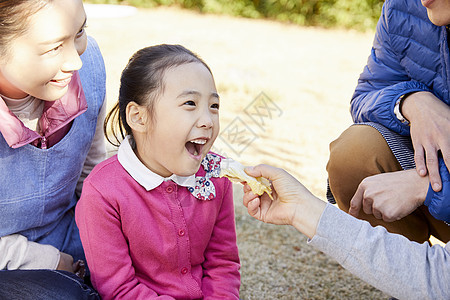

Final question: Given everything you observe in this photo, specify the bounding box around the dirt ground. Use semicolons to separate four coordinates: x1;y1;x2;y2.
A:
85;4;388;299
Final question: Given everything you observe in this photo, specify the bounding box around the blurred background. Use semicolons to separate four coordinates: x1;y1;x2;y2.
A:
83;1;389;298
85;0;384;30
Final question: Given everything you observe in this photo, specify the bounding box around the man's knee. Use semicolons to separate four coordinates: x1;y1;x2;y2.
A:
328;125;391;172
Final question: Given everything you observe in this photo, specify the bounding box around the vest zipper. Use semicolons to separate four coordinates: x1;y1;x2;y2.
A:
41;136;47;149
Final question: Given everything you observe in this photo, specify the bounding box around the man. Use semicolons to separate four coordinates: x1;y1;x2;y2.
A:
326;0;450;243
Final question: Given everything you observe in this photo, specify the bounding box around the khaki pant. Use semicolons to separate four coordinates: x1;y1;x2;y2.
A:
327;125;450;243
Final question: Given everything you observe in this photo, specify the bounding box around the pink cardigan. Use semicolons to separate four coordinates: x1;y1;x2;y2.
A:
76;155;240;299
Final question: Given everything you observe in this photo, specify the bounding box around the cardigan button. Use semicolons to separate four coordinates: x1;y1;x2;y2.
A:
178;229;185;236
166;186;173;193
181;267;188;275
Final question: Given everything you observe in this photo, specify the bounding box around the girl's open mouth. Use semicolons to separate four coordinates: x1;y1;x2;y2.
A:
185;138;207;157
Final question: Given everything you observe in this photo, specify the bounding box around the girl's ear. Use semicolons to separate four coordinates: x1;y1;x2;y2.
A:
126;101;148;133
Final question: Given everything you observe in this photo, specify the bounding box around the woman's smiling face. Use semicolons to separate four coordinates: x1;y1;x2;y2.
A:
422;0;450;26
134;62;220;178
0;0;87;100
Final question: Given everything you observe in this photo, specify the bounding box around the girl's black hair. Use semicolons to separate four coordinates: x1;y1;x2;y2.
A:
104;44;212;147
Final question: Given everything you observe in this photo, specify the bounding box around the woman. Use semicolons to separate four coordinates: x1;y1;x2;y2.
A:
0;0;106;298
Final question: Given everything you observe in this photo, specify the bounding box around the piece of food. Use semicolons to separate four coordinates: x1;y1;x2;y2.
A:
219;158;273;200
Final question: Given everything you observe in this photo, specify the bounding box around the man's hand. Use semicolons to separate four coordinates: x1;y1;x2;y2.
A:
349;169;429;222
401;91;450;191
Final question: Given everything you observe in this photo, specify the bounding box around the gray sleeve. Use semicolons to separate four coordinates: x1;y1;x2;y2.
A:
308;204;450;300
0;234;60;270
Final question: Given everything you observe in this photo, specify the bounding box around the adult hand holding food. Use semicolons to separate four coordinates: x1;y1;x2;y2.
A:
242;164;326;239
241;164;450;300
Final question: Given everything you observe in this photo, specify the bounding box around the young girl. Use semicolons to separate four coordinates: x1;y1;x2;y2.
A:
76;44;240;299
0;0;105;298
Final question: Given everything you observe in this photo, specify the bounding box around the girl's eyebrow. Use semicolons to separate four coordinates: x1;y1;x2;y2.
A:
39;17;87;45
178;90;220;99
212;92;220;100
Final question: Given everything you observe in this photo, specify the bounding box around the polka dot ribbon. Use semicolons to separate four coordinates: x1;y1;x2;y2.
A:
188;153;222;201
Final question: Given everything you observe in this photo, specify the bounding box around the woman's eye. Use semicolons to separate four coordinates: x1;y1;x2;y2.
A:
211;103;220;110
46;45;62;54
76;27;86;38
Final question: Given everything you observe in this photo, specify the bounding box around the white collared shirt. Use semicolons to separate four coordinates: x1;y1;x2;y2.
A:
117;136;196;191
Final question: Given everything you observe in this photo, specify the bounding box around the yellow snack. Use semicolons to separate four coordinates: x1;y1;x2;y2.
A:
219;158;273;200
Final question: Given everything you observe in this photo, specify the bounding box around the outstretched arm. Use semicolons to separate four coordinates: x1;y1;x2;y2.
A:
242;164;450;300
310;204;450;300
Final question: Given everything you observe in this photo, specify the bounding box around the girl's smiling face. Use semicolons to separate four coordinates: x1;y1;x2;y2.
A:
0;0;87;100
133;62;220;177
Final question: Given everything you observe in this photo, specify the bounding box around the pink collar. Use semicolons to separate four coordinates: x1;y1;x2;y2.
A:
0;71;87;148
